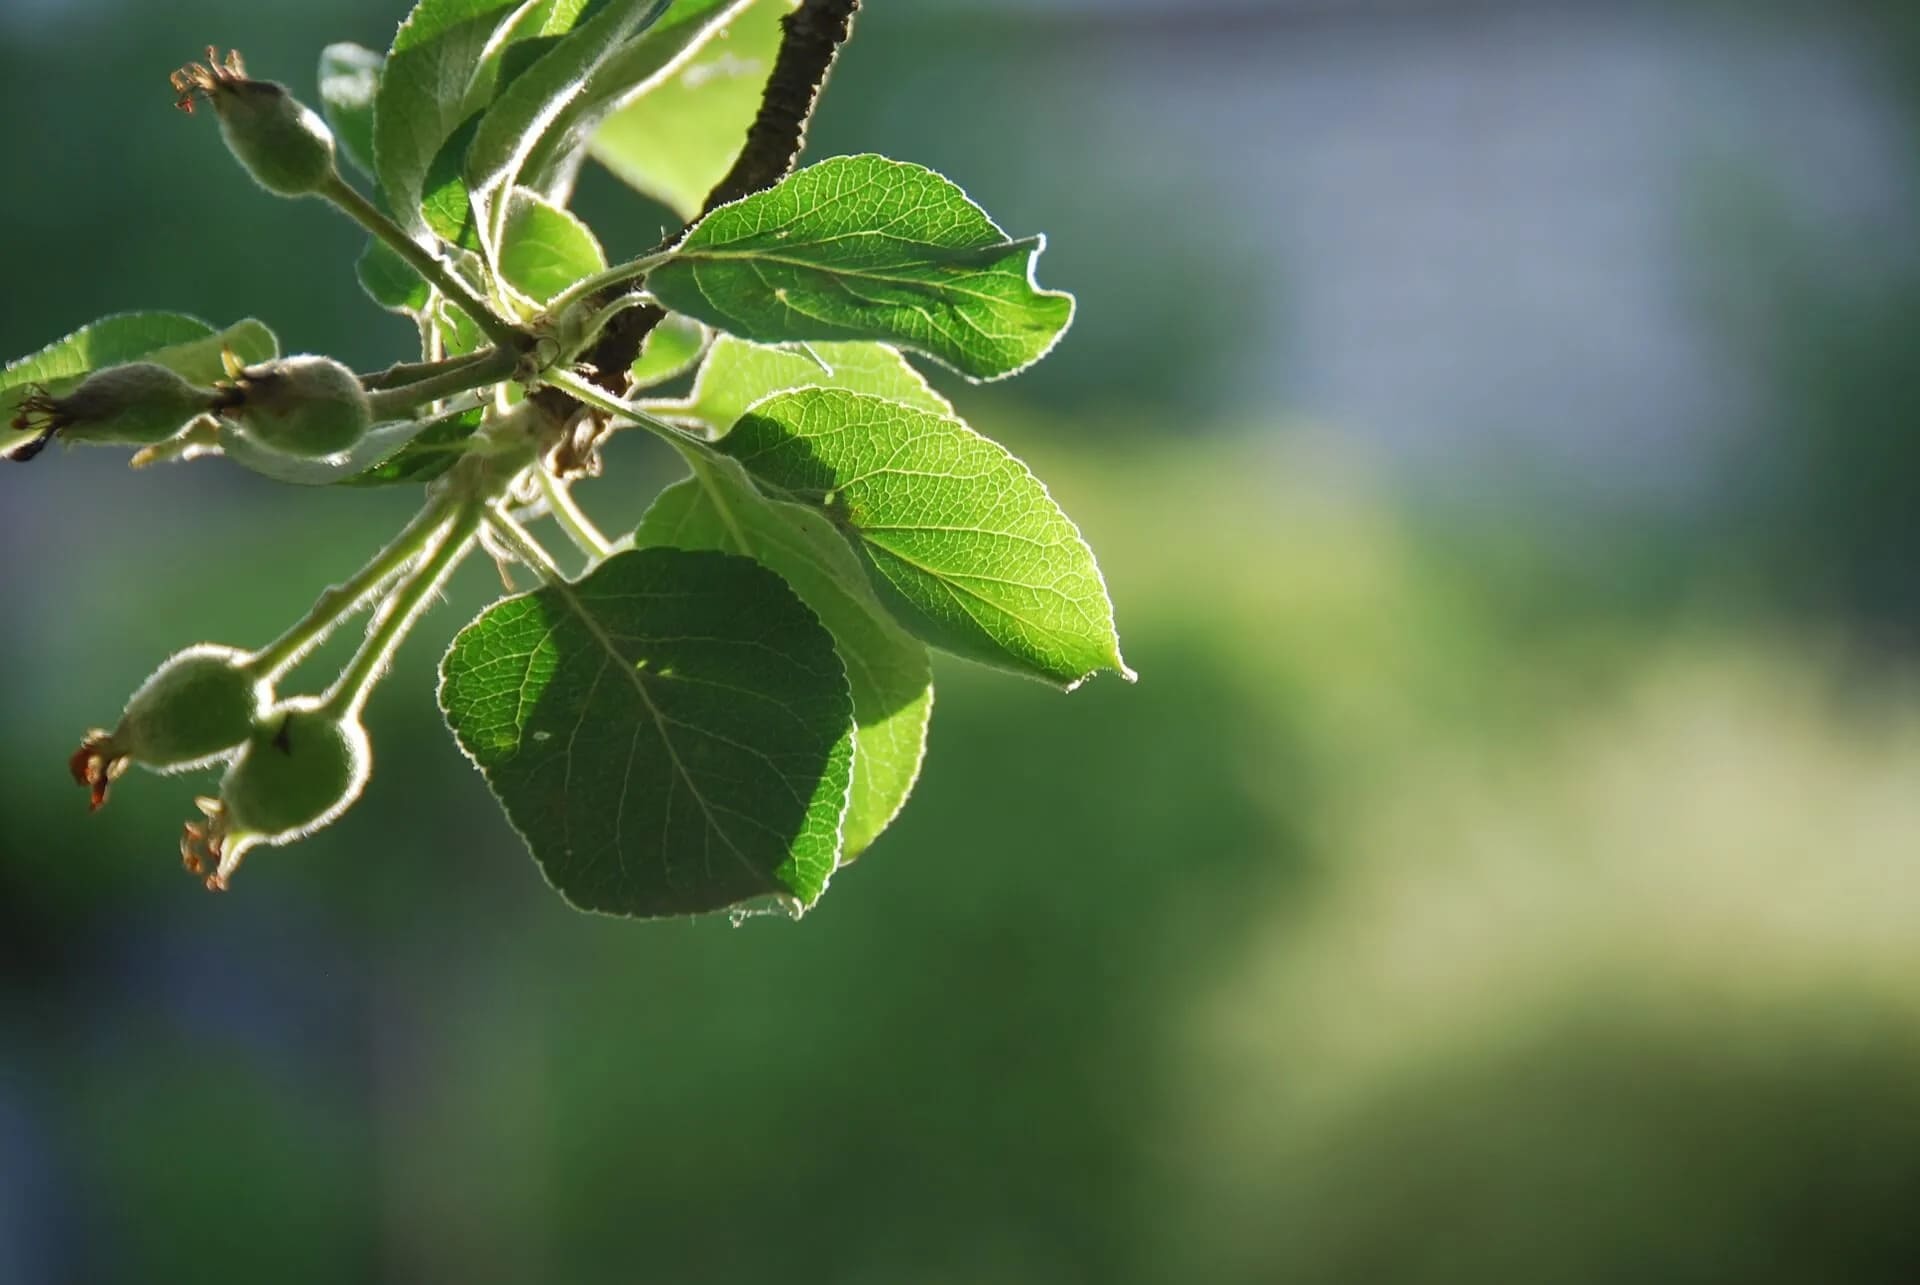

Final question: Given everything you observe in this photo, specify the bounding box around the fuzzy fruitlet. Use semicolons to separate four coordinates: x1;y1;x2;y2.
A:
223;702;370;842
11;362;217;452
224;355;372;458
68;645;268;810
172;48;337;198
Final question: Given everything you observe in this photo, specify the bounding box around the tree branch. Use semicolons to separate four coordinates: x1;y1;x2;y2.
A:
536;0;862;426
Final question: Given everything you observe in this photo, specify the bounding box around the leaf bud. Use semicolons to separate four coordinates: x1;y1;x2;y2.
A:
70;645;270;810
172;48;337;198
9;363;219;459
222;355;372;459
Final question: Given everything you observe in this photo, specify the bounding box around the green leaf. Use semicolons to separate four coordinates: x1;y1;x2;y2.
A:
629;315;709;389
648;155;1076;381
638;450;933;860
420;114;485;248
2;314;277;459
496;188;607;305
464;0;674;250
338;406;486;487
374;0;522;233
317;43;383;178
356;238;430;314
590;0;792;220
647;335;950;433
440;546;855;918
719;388;1132;688
512;0;756;204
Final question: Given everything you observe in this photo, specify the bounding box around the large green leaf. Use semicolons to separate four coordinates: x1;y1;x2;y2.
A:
646;335;950;433
638;450;933;860
590;0;792;220
317;43;383;178
496;188;607;304
440;546;855;918
373;0;521;233
465;0;674;250
719;388;1132;688
648;155;1076;381
2;314;277;459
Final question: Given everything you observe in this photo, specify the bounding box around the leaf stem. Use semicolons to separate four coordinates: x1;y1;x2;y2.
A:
483;503;570;585
361;348;501;393
320;173;527;353
365;345;519;421
544;251;676;321
541;367;711;450
322;504;481;718
246;495;458;681
537;469;613;561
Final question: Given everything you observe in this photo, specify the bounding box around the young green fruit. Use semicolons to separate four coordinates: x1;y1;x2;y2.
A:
172;48;337;198
9;362;219;460
182;700;371;891
223;355;372;458
69;645;270;810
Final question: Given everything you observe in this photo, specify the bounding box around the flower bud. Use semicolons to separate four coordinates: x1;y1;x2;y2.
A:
70;645;269;810
172;48;336;198
10;363;219;458
180;700;371;890
222;355;372;459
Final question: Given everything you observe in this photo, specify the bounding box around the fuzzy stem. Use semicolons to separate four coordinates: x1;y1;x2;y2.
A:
538;469;613;561
365;346;518;420
247;496;458;680
544;251;675;322
483;504;570;585
322;505;481;718
541;367;710;450
361;349;501;393
321;174;526;353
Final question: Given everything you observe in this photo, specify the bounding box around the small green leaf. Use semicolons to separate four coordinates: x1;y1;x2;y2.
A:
648;155;1076;381
648;335;950;433
629;315;710;389
2;314;276;459
720;388;1132;688
496;188;607;304
464;0;674;249
317;43;383;178
638;450;933;860
590;0;792;220
374;0;522;233
420;114;484;249
356;238;430;314
338;406;486;487
440;546;855;918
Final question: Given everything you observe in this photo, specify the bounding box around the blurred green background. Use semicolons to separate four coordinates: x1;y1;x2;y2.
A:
5;0;1920;1281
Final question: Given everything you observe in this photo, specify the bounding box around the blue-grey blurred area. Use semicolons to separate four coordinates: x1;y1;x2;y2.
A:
4;0;1920;1281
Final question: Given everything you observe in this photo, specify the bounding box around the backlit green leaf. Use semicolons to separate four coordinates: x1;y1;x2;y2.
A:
648;155;1075;381
646;335;950;433
638;449;933;860
513;0;756;204
374;0;521;233
317;43;383;178
629;315;710;389
464;0;673;251
497;188;607;304
590;0;792;220
440;546;855;918
338;406;486;488
221;404;478;487
719;388;1132;688
356;238;431;314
